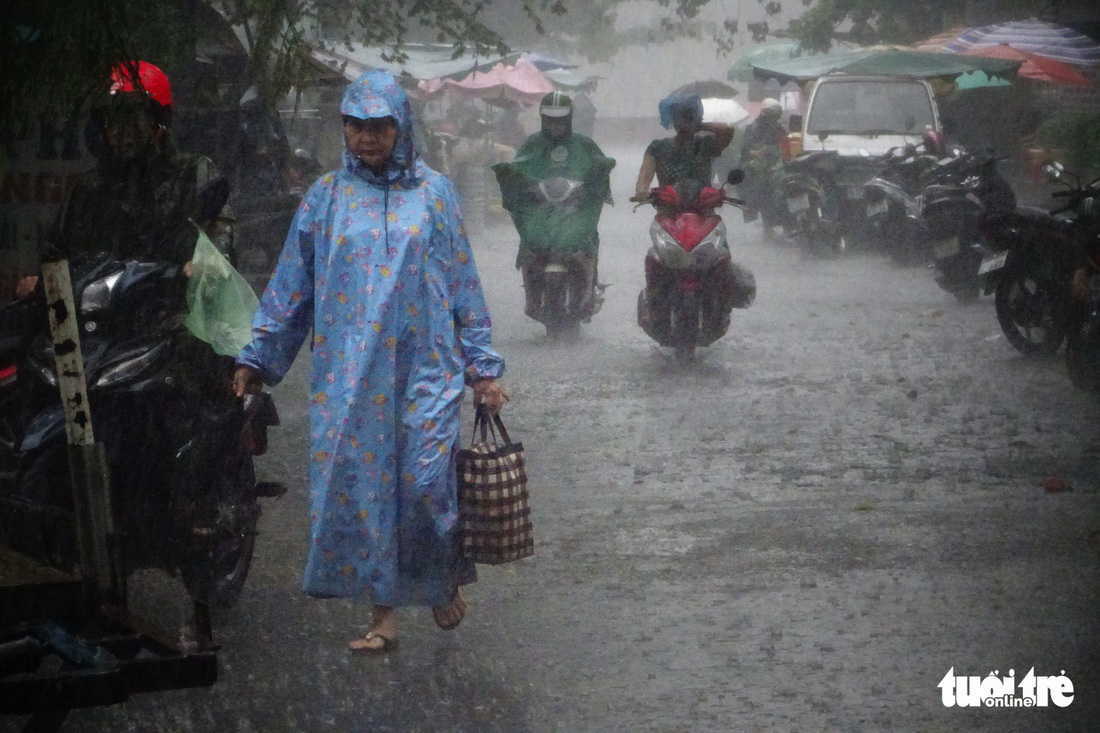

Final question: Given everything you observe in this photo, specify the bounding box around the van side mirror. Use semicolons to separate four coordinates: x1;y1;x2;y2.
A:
727;169;745;186
788;114;802;133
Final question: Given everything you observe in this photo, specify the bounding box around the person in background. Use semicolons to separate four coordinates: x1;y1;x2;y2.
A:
15;60;233;302
630;93;751;341
739;97;788;242
493;100;528;151
571;90;597;138
232;69;508;655
448;117;514;232
632;93;735;200
494;91;615;324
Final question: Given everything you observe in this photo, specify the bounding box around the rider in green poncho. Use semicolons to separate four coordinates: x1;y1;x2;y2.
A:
493;92;615;325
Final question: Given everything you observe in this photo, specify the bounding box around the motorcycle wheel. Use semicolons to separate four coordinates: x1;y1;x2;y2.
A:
542;270;580;340
1065;313;1100;392
935;256;980;304
790;209;843;257
673;344;695;363
954;284;980;304
994;256;1071;356
670;292;699;362
180;453;260;610
887;216;929;267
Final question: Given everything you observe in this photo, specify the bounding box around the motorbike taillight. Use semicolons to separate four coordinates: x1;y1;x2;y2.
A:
0;364;16;389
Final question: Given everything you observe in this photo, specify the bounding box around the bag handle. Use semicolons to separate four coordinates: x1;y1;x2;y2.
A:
471;403;514;447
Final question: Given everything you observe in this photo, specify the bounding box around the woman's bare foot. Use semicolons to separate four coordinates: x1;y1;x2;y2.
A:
432;587;467;630
349;605;398;653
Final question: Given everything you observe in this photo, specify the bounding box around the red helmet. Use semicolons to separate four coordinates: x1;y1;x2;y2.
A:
106;61;172;130
110;61;172;108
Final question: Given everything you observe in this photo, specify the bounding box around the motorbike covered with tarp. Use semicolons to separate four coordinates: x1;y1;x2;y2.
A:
492;145;615;337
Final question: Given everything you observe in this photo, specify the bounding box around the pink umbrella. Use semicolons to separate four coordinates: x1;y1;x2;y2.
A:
417;57;555;106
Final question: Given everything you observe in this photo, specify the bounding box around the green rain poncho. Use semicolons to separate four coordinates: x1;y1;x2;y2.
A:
492;132;615;261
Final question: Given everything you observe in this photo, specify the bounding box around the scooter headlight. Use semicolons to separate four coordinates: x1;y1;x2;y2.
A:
93;342;169;388
696;220;727;252
80;272;122;314
649;220;691;269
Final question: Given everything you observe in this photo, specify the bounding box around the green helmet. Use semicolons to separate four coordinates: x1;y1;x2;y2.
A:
539;91;572;118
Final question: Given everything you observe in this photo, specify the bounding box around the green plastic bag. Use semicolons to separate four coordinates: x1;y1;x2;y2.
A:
185;226;259;356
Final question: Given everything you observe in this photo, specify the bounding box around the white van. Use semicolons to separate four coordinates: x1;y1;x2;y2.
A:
797;74;942;192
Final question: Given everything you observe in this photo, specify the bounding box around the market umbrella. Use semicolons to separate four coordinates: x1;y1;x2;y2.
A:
416;57;556;106
670;80;739;99
728;42;802;82
912;26;970;52
544;68;601;92
958;43;1090;85
943;18;1100;66
750;47;1021;84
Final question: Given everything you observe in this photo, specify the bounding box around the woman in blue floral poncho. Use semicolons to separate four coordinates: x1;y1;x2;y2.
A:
233;69;508;654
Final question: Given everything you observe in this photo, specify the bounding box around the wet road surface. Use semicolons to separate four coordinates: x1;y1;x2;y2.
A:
10;145;1099;732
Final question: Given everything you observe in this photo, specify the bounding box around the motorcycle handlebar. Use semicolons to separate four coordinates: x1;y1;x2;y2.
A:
630;190;745;212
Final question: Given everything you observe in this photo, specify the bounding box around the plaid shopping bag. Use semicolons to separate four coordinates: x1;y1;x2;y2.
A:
456;405;533;564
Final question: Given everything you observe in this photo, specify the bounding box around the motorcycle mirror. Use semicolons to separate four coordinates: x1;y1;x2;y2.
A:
197;176;230;223
726;169;746;186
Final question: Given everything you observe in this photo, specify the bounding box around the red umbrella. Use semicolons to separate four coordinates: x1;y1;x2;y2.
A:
959;43;1090;86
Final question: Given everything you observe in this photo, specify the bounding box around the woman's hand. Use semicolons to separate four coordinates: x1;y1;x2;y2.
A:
472;378;510;414
232;365;263;397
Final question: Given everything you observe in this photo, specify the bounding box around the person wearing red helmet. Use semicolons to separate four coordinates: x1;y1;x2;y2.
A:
50;60;233;266
16;61;233;298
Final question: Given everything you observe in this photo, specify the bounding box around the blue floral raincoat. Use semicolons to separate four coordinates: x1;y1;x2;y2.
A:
237;70;505;606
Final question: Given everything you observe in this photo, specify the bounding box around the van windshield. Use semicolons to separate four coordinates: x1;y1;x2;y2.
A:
806;80;936;136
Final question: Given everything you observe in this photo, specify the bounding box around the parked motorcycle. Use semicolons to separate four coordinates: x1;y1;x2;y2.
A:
977;162;1098;356
921;151;1017;302
0;253;281;610
783;150;846;255
1055;169;1100;389
862;144;940;266
493;156;615;339
634;171;756;362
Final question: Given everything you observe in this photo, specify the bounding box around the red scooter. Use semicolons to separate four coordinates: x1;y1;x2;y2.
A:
634;170;754;361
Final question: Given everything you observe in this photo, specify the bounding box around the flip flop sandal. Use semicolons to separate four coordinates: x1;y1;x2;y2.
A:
432;590;466;631
348;631;398;655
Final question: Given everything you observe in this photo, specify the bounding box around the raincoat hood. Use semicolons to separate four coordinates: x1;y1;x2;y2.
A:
340;69;419;186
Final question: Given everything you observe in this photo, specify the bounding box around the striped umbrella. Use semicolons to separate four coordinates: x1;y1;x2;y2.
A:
943;18;1100;65
958;43;1090;86
912;26;970;52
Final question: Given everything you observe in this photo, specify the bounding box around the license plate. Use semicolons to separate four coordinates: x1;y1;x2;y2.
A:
866;199;888;217
977;250;1008;275
933;236;960;259
848;186;864;200
787;193;810;212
